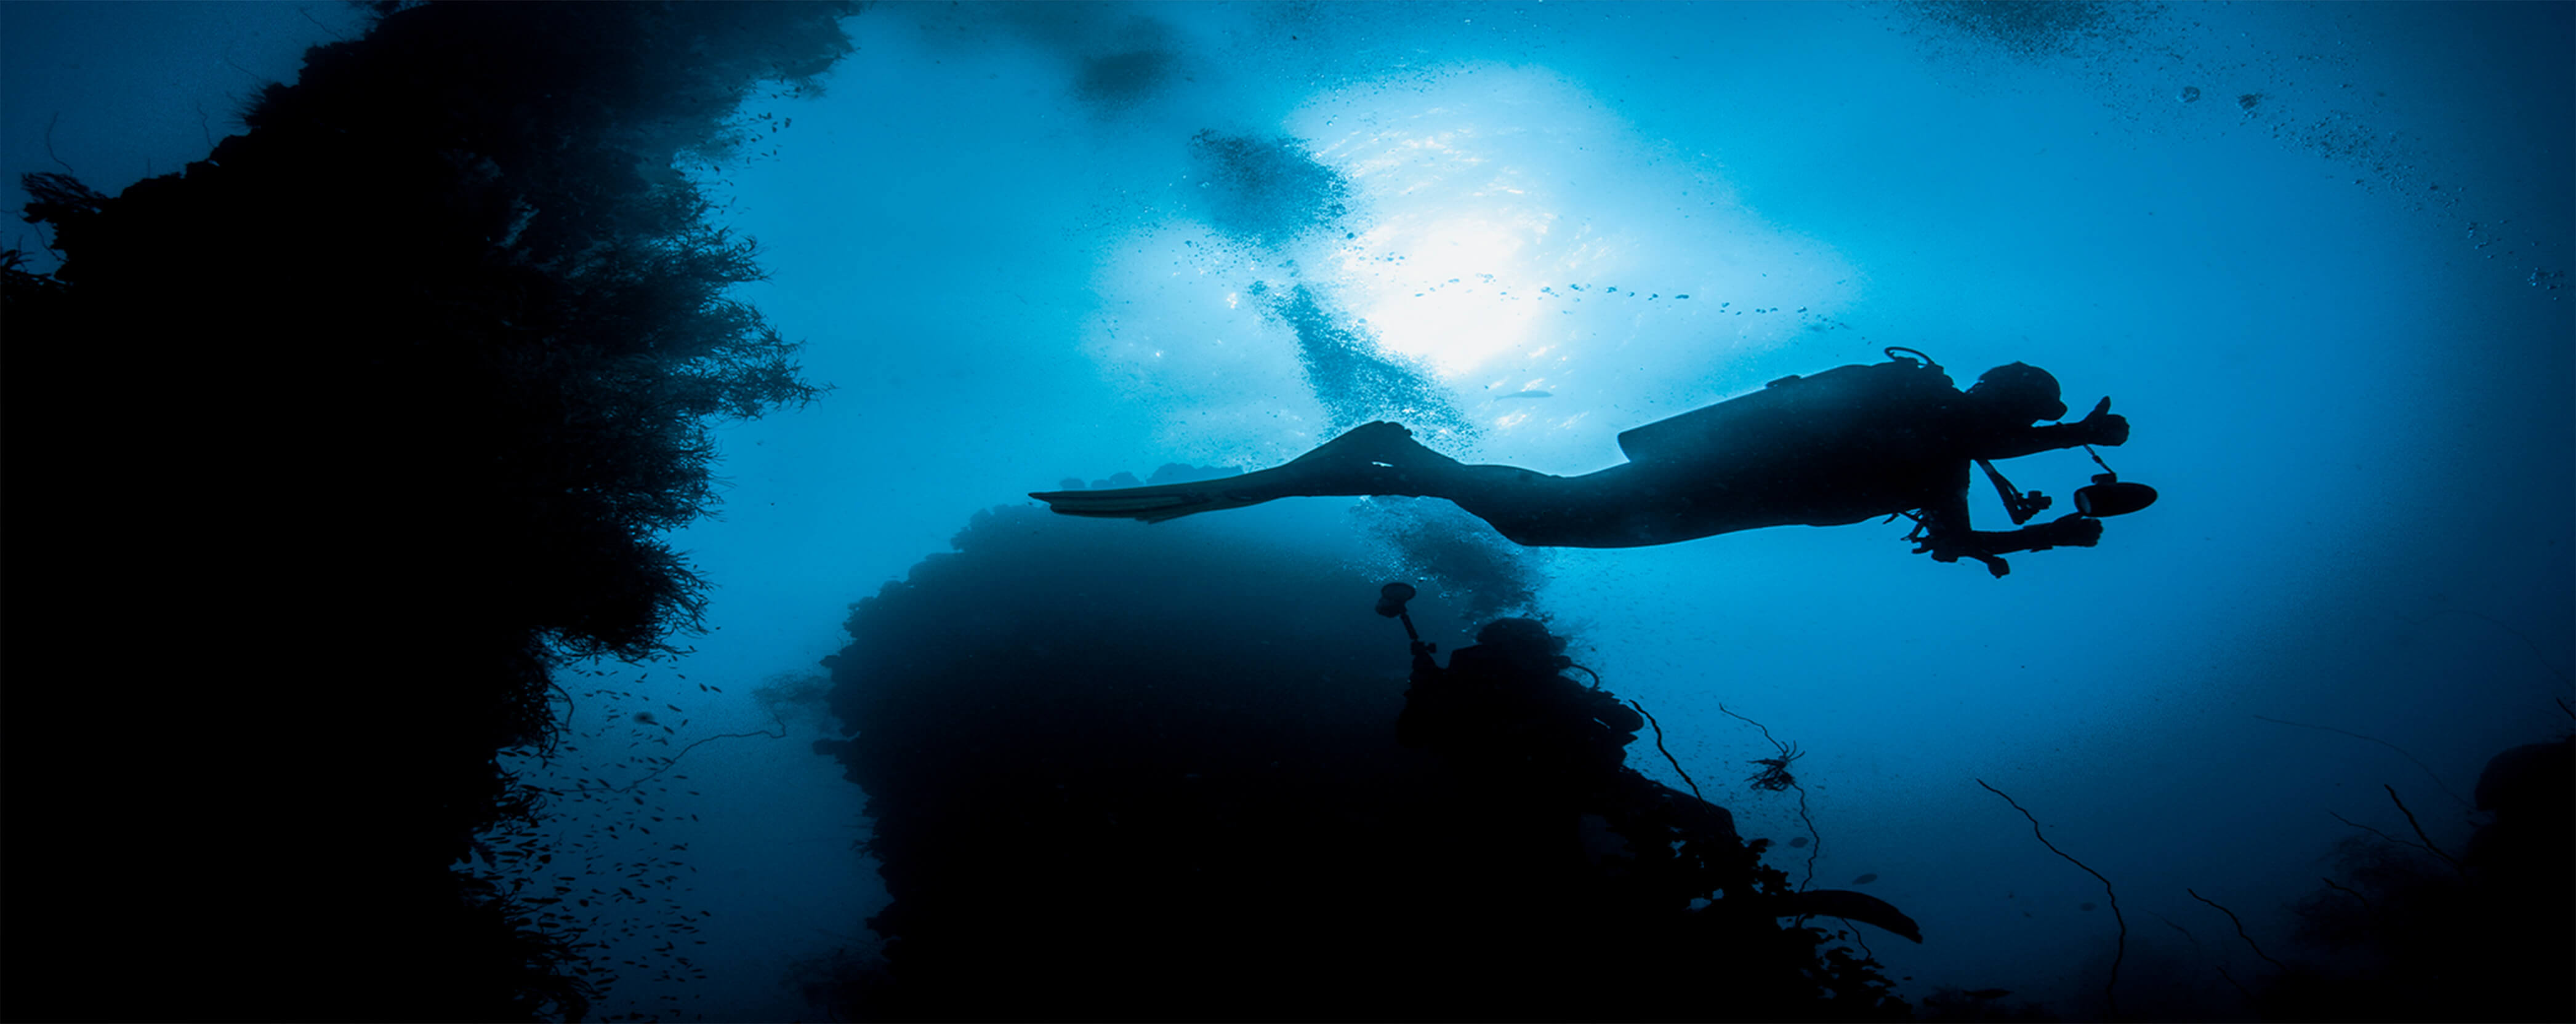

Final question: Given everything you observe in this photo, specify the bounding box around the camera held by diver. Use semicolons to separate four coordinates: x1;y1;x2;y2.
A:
2072;472;2157;518
1981;454;2158;522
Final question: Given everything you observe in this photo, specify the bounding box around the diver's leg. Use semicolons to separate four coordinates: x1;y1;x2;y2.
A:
1279;438;1691;550
1029;422;1471;522
1430;463;1713;548
1263;427;1667;548
1308;440;1757;550
1031;422;1682;546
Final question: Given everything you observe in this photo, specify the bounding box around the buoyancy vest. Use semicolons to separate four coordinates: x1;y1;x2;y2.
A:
1614;357;1960;466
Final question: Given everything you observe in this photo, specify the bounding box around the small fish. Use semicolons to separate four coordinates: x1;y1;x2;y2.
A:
1494;390;1552;400
1962;989;2011;1000
1852;873;1878;885
1787;836;1809;849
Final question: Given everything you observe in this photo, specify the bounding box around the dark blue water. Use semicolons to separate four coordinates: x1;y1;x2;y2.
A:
7;4;2565;1020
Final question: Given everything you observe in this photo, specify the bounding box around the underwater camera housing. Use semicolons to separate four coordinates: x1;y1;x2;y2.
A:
2073;472;2158;517
1981;453;2159;522
1375;582;1423;644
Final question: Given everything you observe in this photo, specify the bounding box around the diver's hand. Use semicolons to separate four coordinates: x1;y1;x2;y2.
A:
2077;398;2128;446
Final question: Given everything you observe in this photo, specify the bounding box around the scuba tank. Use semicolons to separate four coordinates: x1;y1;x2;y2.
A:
1614;347;1956;466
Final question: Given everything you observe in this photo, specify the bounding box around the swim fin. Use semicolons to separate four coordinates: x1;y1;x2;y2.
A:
1027;473;1276;523
1030;422;1428;524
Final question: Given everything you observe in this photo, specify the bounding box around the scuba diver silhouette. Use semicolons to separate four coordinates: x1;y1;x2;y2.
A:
1395;615;1645;791
1032;349;2152;577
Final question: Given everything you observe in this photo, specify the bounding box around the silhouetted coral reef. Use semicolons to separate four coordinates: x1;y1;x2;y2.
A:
4;3;849;1018
2253;735;2572;1022
812;502;1909;1021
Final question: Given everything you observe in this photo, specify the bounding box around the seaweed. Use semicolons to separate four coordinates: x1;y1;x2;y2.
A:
1976;780;2128;1021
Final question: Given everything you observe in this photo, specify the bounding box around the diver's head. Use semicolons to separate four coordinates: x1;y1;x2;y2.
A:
1966;362;2069;423
1475;617;1572;674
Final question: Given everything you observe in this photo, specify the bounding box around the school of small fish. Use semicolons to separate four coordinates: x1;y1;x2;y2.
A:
459;663;747;1020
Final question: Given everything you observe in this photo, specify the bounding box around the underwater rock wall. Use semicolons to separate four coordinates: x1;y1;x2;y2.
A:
4;4;850;1018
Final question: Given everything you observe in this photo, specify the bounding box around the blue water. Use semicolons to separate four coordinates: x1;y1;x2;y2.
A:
7;3;2566;1020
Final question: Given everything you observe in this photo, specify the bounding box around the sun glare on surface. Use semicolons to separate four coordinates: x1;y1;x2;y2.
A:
1338;212;1555;375
1287;61;1839;404
1066;62;1854;458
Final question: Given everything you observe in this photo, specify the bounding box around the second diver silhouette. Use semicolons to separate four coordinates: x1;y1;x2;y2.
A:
1373;583;1925;945
1034;348;2154;577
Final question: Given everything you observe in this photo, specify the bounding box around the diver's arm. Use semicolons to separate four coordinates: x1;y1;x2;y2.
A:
1914;492;2013;577
1966;516;2102;558
1914;479;2106;577
1920;502;2104;578
1975;398;2128;460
